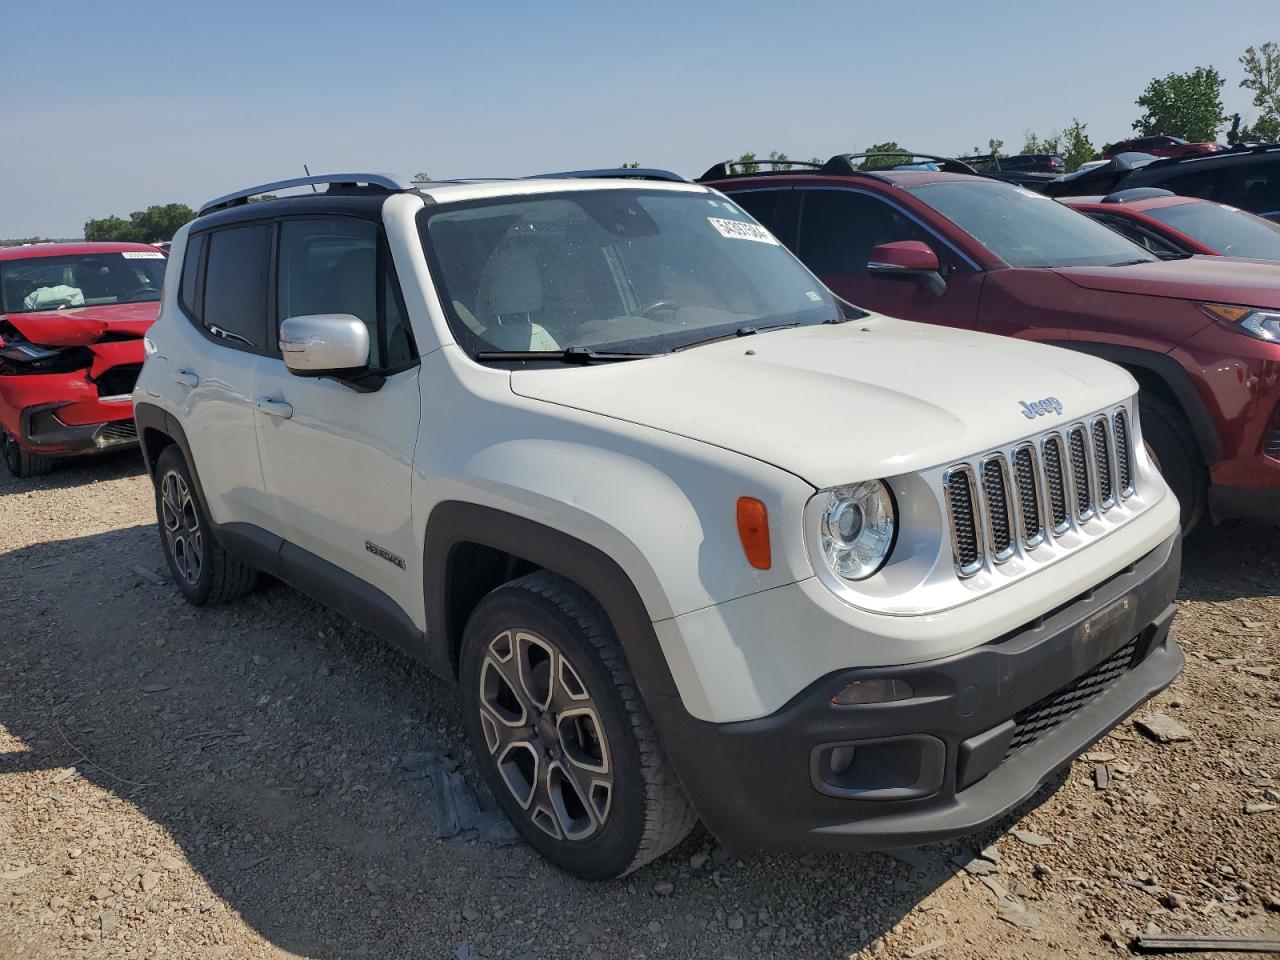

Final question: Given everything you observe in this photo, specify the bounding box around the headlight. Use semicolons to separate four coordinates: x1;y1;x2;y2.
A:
816;480;896;580
1198;303;1280;342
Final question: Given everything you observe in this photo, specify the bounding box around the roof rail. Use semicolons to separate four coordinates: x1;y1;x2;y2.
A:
198;173;416;216
697;158;825;181
825;152;979;175
1102;187;1176;204
528;167;687;182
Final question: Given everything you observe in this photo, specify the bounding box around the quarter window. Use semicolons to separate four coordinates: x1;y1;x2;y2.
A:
179;232;205;319
202;224;271;349
277;218;416;371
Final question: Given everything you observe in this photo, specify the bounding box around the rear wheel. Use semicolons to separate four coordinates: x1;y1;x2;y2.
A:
1139;393;1207;534
1;430;53;478
459;571;695;879
153;445;258;604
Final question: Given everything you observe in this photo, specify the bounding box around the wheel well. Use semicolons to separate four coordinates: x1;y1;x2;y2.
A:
140;427;176;477
1124;365;1180;410
445;542;541;674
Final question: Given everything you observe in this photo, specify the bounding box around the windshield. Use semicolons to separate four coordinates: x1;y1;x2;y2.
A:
420;188;843;357
907;180;1157;268
0;251;166;314
1145;201;1280;261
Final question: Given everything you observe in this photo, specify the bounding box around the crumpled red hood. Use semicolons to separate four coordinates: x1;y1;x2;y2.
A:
1053;256;1280;310
1;300;158;346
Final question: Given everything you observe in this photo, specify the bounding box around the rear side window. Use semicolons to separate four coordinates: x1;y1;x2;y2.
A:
1151;166;1227;202
277;217;416;372
202;225;271;349
179;232;205;318
796;189;941;277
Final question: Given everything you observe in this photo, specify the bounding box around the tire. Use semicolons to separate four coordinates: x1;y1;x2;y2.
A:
1139;393;1207;534
459;571;695;880
1;430;54;478
153;445;258;605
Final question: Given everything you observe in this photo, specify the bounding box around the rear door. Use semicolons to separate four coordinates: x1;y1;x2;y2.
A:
791;186;984;326
170;224;277;529
252;214;422;602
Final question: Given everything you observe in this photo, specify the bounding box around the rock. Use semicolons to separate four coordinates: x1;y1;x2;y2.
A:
981;844;1002;864
252;655;269;666
140;871;160;893
653;881;674;896
49;897;65;911
1162;892;1187;910
689;852;709;870
0;866;35;881
1134;713;1192;744
999;906;1041;929
1095;763;1112;790
100;909;117;938
1264;894;1280;912
979;876;1022;910
141;683;170;694
158;855;182;873
907;938;946;957
1244;802;1277;815
951;852;999;876
461;905;479;922
1011;830;1053;847
727;913;744;930
90;886;111;901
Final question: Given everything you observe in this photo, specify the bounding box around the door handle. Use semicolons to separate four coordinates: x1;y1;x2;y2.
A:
171;370;199;388
255;398;293;420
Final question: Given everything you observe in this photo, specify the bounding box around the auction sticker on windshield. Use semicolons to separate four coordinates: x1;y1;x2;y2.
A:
708;218;779;244
121;251;165;259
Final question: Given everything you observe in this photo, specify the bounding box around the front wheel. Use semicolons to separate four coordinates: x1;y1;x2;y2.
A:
1139;394;1207;535
459;572;695;879
1;430;54;478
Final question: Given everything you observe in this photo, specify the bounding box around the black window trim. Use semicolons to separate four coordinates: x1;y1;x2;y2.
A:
790;184;983;272
272;211;420;377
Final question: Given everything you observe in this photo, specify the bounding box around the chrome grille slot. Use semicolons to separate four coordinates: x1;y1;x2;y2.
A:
1011;444;1045;549
1041;434;1071;535
1068;425;1094;521
1092;416;1115;510
944;466;983;577
1113;409;1134;497
980;455;1016;563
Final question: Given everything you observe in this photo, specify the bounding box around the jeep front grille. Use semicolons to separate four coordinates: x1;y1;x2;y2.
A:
943;408;1136;577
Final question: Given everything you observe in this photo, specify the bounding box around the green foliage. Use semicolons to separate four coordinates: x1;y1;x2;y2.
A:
734;152;759;174
1239;42;1280;142
1059;119;1096;171
411;171;432;183
859;141;907;170
618;162;640;169
1132;66;1226;141
84;204;195;243
767;150;792;171
1021;130;1060;155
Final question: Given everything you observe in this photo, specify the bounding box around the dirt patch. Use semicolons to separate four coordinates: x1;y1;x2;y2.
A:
2;453;1277;959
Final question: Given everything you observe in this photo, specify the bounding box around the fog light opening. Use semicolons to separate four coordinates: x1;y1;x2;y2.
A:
832;677;913;706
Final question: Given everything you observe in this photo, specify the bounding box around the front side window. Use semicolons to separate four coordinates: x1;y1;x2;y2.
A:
276;218;416;372
909;180;1155;268
1145;200;1280;259
1087;213;1183;258
797;189;942;277
420;188;843;357
0;251;165;314
201;224;271;348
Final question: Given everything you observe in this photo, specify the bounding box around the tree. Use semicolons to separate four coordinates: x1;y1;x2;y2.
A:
84;204;195;243
618;162;640;169
859;141;907;170
734;152;759;174
1021;130;1061;155
1239;41;1280;142
1059;119;1096;171
767;150;792;171
411;171;432;183
1132;66;1226;141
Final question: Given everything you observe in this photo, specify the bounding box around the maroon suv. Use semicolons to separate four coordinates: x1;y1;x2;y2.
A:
700;155;1280;530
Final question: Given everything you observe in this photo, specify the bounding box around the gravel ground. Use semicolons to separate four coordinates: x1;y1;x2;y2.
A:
1;452;1278;960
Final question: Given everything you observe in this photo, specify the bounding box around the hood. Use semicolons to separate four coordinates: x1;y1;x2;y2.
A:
1053;256;1280;309
510;318;1134;489
1;301;158;346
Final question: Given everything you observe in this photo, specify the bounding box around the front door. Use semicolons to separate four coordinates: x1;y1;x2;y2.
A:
252;215;422;604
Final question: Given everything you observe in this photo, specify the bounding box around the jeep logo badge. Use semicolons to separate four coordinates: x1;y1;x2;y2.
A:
1019;397;1064;419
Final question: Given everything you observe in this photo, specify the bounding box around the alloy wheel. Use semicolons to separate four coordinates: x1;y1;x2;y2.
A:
2;432;18;474
477;629;613;841
160;469;204;584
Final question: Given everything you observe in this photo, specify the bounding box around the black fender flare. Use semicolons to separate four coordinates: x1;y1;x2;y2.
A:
1044;341;1221;466
422;501;679;701
133;401;213;503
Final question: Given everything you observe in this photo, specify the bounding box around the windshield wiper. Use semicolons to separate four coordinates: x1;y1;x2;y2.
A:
1108;258;1156;267
674;321;800;352
475;346;656;364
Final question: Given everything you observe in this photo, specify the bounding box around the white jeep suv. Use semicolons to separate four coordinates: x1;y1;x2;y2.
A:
134;172;1183;879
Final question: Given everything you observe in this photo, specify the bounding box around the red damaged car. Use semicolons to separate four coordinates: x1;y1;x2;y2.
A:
0;242;164;477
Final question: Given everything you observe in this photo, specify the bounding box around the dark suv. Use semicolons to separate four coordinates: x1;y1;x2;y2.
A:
1047;144;1280;221
700;155;1280;530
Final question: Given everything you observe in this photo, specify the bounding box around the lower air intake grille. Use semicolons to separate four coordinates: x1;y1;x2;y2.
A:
97;421;138;444
946;468;982;575
1068;426;1093;519
1005;638;1140;757
1265;413;1280;459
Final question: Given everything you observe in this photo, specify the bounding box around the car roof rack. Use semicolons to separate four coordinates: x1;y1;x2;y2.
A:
697;158;826;180
527;167;687;182
1102;187;1176;204
1140;141;1280;171
825;152;979;175
198;173;417;216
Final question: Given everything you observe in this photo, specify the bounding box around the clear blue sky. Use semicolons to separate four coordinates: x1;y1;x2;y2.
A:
2;0;1273;238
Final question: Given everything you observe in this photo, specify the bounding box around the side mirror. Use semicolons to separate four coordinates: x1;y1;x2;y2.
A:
866;241;946;297
280;314;369;374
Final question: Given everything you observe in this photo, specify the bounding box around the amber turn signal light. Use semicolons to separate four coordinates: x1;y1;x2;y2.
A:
736;497;771;570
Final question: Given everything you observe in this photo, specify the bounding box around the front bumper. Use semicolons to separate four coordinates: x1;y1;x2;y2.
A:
648;530;1182;852
20;402;138;455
